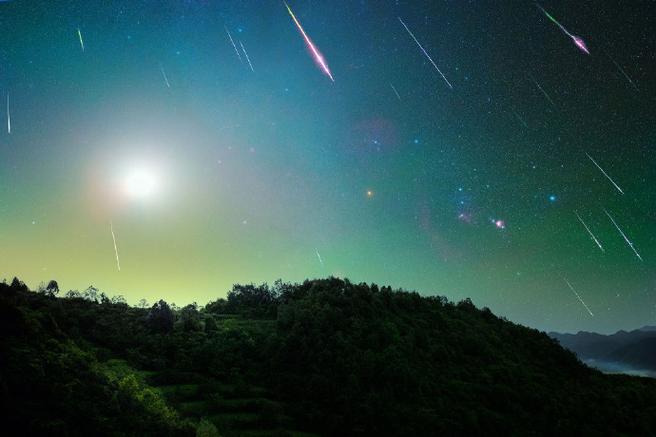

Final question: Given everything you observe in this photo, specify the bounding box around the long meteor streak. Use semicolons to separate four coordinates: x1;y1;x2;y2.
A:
315;249;324;267
160;65;171;88
586;152;624;195
239;41;254;72
110;221;121;272
563;277;594;317
604;209;642;261
6;93;10;134
225;26;242;62
398;17;452;89
77;28;85;52
284;2;334;82
574;211;604;252
607;52;638;91
536;4;589;55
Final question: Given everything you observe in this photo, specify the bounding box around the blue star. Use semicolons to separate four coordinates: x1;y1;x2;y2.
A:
548;194;557;202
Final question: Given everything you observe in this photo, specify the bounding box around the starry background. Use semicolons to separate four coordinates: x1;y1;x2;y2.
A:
0;0;654;333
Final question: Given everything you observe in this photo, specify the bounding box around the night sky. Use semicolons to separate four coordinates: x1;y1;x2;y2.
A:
1;0;654;333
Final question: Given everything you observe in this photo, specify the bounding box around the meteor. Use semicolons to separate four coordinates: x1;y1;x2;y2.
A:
77;28;85;52
607;52;638;91
160;65;171;88
110;221;121;272
239;40;255;72
563;277;594;317
586;152;624;195
604;209;642;261
390;83;401;101
398;17;452;89
537;4;590;55
528;74;556;108
315;249;324;267
225;26;242;62
6;93;10;134
513;110;528;129
574;211;604;253
284;1;334;82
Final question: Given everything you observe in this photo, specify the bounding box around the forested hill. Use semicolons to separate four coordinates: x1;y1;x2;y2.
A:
2;277;656;436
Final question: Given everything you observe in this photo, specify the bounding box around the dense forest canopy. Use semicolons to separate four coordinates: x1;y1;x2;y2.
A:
2;276;656;436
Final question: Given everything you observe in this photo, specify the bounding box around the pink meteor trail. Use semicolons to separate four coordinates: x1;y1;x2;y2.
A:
572;36;590;55
284;2;334;82
537;4;590;55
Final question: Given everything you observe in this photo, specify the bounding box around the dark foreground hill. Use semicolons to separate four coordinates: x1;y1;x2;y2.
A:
2;277;656;436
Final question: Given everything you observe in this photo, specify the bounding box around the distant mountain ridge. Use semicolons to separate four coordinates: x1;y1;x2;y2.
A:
550;327;656;375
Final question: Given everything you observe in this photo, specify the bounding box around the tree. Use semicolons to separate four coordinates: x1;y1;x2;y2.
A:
65;290;82;299
111;295;127;305
45;280;59;297
83;285;100;302
10;277;28;292
179;303;202;332
137;298;149;309
204;298;228;314
204;316;218;332
147;300;175;333
226;283;279;318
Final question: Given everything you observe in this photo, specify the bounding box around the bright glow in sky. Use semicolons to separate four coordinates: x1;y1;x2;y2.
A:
123;167;158;199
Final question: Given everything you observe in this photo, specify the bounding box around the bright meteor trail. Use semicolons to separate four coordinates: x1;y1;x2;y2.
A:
574;211;604;253
284;2;334;82
315;248;324;267
160;65;171;88
6;93;10;134
240;41;255;72
604;209;642;261
537;4;590;55
110;221;121;272
225;26;242;63
563;277;594;317
586;152;624;195
398;17;452;89
77;28;85;52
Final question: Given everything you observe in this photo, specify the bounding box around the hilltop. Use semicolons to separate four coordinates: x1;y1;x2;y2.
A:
2;277;656;436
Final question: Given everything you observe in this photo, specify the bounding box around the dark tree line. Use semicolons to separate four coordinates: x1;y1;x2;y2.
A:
3;276;656;436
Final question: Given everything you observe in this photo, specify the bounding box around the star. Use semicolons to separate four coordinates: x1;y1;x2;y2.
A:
458;212;472;224
492;219;506;230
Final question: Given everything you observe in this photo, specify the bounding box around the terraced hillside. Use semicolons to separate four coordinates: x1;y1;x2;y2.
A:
148;369;315;436
4;277;656;436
